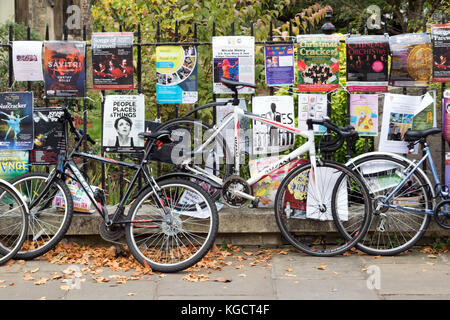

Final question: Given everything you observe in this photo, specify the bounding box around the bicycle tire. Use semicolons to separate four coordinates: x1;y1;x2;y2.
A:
274;160;372;256
125;178;219;272
155;118;233;200
347;155;431;255
8;172;74;260
0;180;28;265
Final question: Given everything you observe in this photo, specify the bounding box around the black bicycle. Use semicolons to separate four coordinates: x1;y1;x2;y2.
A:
9;107;219;272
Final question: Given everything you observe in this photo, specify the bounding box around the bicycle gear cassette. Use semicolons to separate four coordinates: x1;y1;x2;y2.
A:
99;214;126;242
434;200;450;230
221;175;251;208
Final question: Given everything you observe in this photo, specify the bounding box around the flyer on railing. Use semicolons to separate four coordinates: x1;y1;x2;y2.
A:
431;24;450;82
92;32;134;90
0;150;28;181
44;41;86;97
102;94;145;153
29;107;66;165
0;91;34;150
349;94;379;136
12;41;44;82
264;45;295;86
212;36;255;94
443;90;450;142
297;94;327;135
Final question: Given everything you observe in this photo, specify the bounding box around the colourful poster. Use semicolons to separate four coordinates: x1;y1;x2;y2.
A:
346;35;389;92
92;32;134;90
264;45;295;86
389;33;432;87
44;41;85;97
212;36;255;94
0;151;29;181
443;90;450;143
349;94;379;136
0;92;34;150
297;94;327;135
446;153;450;189
431;24;450;82
295;34;340;92
29;108;66;165
12;41;44;81
156;45;198;104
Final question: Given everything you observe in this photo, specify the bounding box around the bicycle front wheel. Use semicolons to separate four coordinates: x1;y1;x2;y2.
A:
9;172;74;260
348;155;431;255
274;160;372;256
126;179;219;272
0;180;28;265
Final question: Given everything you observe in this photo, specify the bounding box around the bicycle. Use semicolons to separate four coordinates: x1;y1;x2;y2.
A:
156;77;373;256
345;127;449;255
0;179;29;265
9;107;219;272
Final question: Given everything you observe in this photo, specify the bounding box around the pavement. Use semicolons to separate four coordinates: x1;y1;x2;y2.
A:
0;246;448;301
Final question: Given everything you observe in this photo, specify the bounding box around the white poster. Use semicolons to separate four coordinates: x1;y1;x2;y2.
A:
251;95;295;155
212;36;255;94
379;93;436;154
12;41;44;81
297;94;327;135
102;94;145;153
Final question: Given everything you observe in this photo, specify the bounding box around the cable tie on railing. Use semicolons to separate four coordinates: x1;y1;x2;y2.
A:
8;80;15;91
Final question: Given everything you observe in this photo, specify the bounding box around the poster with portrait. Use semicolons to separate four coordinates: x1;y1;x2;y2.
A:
44;41;85;97
102;95;145;153
443;90;450;143
349;94;378;136
389;33;432;87
297;94;327;135
295;34;340;92
29;107;66;165
92;32;134;90
12;41;44;82
346;35;389;92
156;45;198;104
264;45;295;86
212;36;255;94
251;96;295;155
0;151;29;181
0;92;33;150
379;93;436;154
431;24;450;82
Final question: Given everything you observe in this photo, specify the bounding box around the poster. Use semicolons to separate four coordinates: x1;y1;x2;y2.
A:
12;41;44;81
212;36;255;94
251;96;295;155
346;35;389;92
443;90;450;143
156;45;198;103
0;92;33;150
264;45;295;86
0;151;29;181
446;153;450;189
102;95;145;153
44;41;85;97
216;98;249;156
297;94;327;135
389;33;432;87
379;93;436;154
349;94;379;136
431;24;450;82
29;108;66;165
295;34;340;92
92;32;134;90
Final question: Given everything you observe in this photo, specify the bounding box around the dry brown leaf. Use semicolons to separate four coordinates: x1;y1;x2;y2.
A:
284;273;296;277
39;297;46;300
235;265;243;269
317;263;327;270
333;271;339;275
34;278;48;285
9;282;14;286
426;262;435;266
127;293;136;296
0;280;5;283
23;274;35;281
4;260;14;267
243;252;253;256
30;268;39;273
213;277;232;283
0;285;6;288
60;285;70;291
286;268;293;272
17;260;25;265
373;255;381;259
238;274;247;277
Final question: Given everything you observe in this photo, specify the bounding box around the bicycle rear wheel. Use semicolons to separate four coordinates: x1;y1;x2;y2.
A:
8;172;74;259
347;155;431;255
0;180;28;265
126;179;218;272
274;160;372;256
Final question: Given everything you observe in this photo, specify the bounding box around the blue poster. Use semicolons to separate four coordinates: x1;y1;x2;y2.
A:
0;151;29;181
264;45;295;86
0;92;34;150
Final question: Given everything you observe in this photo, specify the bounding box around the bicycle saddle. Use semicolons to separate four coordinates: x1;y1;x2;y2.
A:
220;77;256;89
403;127;441;142
138;130;172;143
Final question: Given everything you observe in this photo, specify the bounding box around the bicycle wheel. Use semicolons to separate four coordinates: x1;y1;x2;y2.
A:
348;155;431;255
0;180;28;265
155;118;233;199
9;172;74;259
126;178;219;272
274;160;372;256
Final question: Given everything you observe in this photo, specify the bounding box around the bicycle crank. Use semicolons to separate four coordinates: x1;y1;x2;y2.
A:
221;175;253;208
99;214;127;242
434;200;450;230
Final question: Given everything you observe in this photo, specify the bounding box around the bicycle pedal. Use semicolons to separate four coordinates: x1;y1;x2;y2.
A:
115;245;127;258
249;198;260;208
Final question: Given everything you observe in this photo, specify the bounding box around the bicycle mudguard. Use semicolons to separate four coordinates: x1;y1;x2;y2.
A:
345;151;436;198
155;172;222;189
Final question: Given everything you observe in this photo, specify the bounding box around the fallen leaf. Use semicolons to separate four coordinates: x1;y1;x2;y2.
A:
0;280;5;283
426;262;435;266
333;271;339;275
39;297;46;300
213;277;232;283
127;293;136;296
17;260;25;265
284;273;296;277
34;278;48;285
243;252;253;256
60;285;70;291
235;265;243;269
30;268;39;273
286;268;293;272
238;274;247;277
428;255;438;259
9;282;14;286
317;263;327;270
23;274;35;281
373;256;381;259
